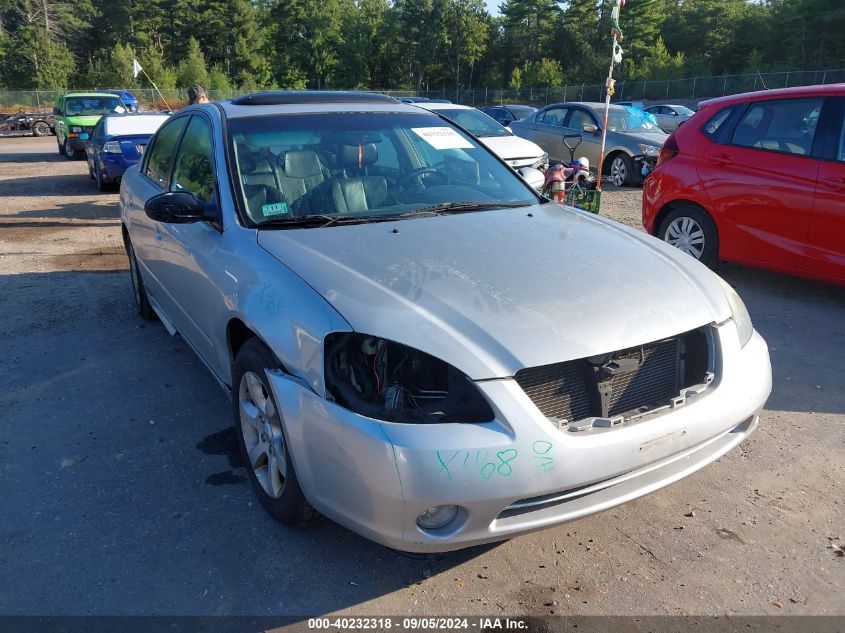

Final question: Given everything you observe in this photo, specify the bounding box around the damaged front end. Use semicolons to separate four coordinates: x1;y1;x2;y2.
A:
323;333;494;425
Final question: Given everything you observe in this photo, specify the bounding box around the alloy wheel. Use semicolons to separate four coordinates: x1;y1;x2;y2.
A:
610;156;628;187
664;216;706;260
238;371;287;499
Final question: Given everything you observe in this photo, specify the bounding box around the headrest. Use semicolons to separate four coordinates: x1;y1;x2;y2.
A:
284;150;323;178
338;144;377;169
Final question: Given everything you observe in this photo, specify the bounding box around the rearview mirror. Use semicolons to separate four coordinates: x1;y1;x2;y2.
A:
144;192;217;224
583;124;599;134
518;167;545;191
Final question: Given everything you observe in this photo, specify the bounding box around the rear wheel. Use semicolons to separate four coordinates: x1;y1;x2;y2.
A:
32;121;50;137
126;237;155;320
658;205;719;268
95;161;111;191
233;339;319;527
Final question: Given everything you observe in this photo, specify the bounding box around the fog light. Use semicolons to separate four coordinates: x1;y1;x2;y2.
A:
416;505;458;530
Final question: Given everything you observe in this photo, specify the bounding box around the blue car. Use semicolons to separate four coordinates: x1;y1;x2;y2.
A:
100;89;140;112
86;113;170;191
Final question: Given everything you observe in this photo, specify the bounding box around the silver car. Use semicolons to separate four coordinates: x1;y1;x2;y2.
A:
510;102;668;187
644;104;695;132
120;92;771;553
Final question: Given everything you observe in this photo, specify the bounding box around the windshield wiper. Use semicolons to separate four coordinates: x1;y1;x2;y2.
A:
401;200;530;217
258;214;388;229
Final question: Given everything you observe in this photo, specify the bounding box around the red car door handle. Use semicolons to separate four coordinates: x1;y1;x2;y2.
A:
710;154;732;166
822;177;845;190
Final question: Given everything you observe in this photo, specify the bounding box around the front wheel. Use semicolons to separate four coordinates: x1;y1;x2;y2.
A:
64;141;81;160
658;205;719;268
607;154;633;187
233;339;319;527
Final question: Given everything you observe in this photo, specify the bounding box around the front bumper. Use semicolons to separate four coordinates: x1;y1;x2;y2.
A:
267;323;771;553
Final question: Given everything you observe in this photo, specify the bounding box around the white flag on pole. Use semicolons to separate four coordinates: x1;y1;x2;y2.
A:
132;59;143;79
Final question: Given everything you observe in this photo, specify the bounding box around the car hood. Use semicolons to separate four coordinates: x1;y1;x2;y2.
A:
477;135;545;161
257;205;731;379
618;130;667;148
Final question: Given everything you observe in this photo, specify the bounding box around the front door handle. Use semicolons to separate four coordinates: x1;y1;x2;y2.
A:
821;177;845;190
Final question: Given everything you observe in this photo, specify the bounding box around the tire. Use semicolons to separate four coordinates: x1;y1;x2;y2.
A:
32;121;50;137
126;237;156;321
607;153;634;187
232;339;319;527
64;141;79;160
657;205;719;269
95;161;111;191
58;138;66;155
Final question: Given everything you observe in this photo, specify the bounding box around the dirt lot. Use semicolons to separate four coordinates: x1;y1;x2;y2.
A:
1;136;843;617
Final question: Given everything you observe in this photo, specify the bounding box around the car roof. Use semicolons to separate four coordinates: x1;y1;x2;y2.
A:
218;91;430;119
414;102;471;112
544;101;627;112
102;113;170;136
62;92;124;98
699;83;845;109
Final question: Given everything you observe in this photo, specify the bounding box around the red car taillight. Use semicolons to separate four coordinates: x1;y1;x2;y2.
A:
657;133;679;167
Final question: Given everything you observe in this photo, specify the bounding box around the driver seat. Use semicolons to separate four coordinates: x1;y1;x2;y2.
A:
330;144;390;213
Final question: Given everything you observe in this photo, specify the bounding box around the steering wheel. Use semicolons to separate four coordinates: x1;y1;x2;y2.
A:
393;167;441;191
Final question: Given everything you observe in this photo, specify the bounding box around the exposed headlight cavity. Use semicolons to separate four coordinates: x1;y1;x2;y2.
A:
532;153;549;169
717;277;753;347
324;333;494;424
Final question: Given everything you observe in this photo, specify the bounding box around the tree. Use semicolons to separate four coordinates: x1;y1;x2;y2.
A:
441;0;489;97
175;36;208;88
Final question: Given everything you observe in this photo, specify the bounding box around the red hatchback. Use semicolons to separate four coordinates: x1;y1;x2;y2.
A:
642;84;845;285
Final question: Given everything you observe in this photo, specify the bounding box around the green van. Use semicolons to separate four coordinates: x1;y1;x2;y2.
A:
53;92;127;160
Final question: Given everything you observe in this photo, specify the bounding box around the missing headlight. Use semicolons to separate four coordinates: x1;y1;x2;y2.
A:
324;333;494;424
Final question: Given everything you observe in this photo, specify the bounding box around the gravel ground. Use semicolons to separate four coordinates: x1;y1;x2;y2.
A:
1;136;843;618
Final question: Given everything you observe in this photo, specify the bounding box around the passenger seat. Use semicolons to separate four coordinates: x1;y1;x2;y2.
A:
330;144;390;213
278;150;329;211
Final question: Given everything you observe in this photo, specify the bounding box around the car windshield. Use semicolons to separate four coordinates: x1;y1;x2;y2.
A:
432;108;511;138
606;107;659;132
674;105;695;116
65;96;123;116
230;112;537;226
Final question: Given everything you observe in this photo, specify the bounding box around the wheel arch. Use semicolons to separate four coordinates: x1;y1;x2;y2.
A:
226;317;289;383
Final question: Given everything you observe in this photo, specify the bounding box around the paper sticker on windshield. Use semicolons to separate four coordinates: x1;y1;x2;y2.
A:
412;127;474;150
262;202;289;217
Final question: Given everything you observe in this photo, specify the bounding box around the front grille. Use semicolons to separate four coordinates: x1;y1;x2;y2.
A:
514;329;708;425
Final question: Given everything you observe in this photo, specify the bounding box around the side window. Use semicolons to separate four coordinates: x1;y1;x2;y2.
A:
701;106;735;141
567;109;595;131
144;117;188;188
540;107;568;126
170;116;215;201
731;98;823;156
500;110;514;124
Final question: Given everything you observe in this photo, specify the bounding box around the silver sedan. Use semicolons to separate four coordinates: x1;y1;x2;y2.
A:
510;102;667;186
120;92;771;552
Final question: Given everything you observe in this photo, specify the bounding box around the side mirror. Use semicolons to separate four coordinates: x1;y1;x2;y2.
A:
518;167;545;191
144;192;217;224
583;124;599;134
52;107;60;115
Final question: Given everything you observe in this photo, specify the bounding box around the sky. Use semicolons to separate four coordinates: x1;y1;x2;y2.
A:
485;0;501;16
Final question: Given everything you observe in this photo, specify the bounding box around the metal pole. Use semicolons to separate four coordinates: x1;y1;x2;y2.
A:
785;72;790;88
692;77;696;100
722;75;727;96
598;0;623;194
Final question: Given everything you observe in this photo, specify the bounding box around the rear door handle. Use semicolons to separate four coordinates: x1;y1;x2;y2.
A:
821;177;845;190
710;154;732;166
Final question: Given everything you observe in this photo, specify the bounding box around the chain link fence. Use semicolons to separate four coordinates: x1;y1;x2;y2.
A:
2;69;844;112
